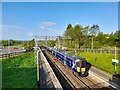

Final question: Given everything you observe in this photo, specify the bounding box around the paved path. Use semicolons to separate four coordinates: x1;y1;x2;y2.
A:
90;67;112;80
89;66;120;90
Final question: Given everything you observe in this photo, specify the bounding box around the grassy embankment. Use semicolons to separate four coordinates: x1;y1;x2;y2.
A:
2;51;37;88
70;52;119;75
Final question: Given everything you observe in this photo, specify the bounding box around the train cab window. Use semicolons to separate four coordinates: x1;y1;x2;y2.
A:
76;61;80;66
81;60;86;68
75;59;80;67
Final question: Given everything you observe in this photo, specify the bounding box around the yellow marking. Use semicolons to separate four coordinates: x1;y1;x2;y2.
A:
81;68;85;72
77;67;80;72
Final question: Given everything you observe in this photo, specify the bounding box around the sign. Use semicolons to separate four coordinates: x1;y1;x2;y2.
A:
112;59;119;64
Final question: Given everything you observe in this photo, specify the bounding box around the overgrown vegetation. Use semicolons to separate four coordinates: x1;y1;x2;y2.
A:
2;51;37;88
23;39;35;51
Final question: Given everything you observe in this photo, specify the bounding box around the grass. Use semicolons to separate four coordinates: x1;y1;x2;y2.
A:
2;51;37;88
70;52;119;75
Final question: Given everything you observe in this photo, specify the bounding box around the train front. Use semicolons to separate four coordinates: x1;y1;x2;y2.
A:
74;56;87;76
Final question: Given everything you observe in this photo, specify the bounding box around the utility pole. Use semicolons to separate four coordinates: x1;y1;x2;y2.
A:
114;47;117;75
58;36;60;51
46;36;47;46
92;37;93;50
34;36;37;52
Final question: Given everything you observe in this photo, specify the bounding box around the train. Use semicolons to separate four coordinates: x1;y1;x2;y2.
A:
43;46;89;77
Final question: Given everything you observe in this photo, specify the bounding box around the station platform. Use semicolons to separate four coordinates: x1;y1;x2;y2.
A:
38;48;62;89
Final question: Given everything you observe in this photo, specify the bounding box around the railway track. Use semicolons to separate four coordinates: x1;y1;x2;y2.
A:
41;47;110;90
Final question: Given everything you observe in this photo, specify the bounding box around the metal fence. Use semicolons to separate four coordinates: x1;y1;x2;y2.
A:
62;48;120;54
79;49;120;54
0;52;25;59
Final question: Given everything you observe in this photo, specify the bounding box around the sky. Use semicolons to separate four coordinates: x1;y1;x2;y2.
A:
2;2;118;40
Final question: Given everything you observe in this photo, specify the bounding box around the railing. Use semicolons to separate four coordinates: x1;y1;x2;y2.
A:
79;49;120;54
62;48;120;54
0;52;25;59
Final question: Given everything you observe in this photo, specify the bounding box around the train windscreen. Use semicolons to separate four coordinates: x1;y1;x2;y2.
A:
81;61;86;68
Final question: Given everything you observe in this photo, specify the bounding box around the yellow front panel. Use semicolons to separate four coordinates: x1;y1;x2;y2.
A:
77;67;80;72
81;68;85;72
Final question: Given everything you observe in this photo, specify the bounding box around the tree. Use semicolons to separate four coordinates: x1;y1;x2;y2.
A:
95;32;108;48
83;26;89;36
64;24;73;37
88;25;100;49
24;39;35;51
108;32;116;46
66;24;73;30
47;40;56;47
73;25;83;49
82;26;90;48
64;24;74;48
114;30;120;47
64;24;83;49
89;25;100;36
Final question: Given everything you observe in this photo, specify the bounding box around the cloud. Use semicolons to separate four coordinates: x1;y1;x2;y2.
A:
38;21;56;32
1;24;31;40
27;33;33;37
2;24;20;30
39;21;56;28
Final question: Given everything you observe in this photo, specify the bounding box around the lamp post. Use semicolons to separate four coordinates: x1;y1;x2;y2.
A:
106;36;117;75
113;47;117;75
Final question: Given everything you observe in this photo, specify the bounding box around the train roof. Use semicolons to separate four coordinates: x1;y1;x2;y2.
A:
55;50;85;61
45;46;85;61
